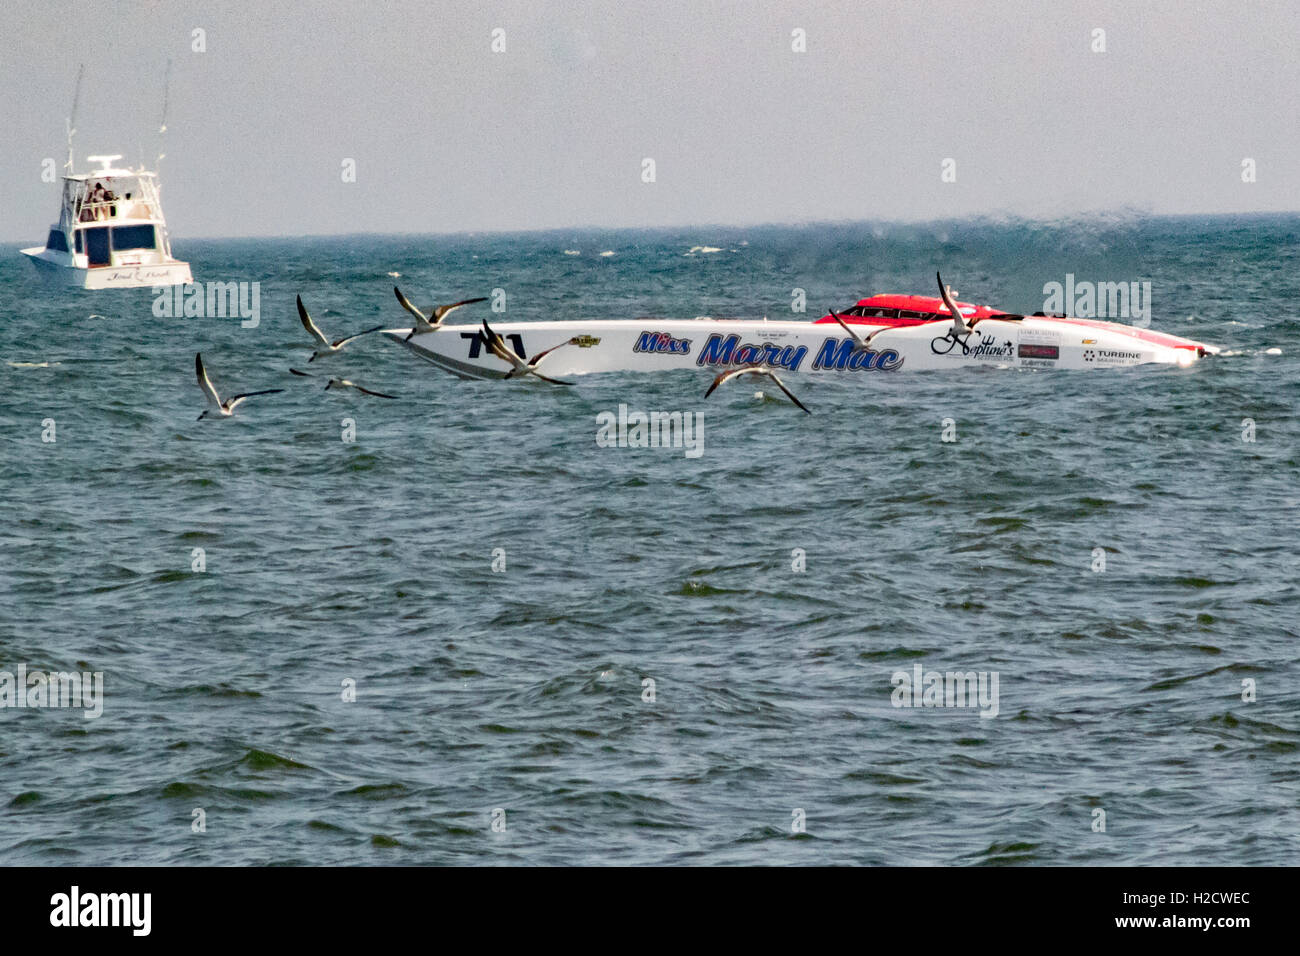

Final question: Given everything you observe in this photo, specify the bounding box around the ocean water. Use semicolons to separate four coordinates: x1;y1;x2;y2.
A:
0;216;1297;865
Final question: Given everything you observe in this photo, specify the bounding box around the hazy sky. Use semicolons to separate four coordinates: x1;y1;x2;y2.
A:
2;0;1297;241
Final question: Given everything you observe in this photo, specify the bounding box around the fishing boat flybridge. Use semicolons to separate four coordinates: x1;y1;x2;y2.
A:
21;154;192;289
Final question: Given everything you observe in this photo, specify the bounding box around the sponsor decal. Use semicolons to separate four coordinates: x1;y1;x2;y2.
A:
634;331;690;354
931;330;1015;360
810;337;902;371
1017;343;1059;360
1083;348;1142;365
692;333;903;372
461;331;525;359
696;333;806;370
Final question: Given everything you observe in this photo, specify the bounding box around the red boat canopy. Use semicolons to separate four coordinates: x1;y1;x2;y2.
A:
815;293;1210;353
815;293;1011;327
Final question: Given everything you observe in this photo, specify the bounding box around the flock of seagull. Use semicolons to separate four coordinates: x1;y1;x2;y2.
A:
195;285;813;420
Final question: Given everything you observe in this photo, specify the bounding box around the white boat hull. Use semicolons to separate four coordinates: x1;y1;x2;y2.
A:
21;249;192;289
384;315;1214;379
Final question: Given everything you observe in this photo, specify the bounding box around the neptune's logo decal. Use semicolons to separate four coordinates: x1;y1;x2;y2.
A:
931;330;1014;359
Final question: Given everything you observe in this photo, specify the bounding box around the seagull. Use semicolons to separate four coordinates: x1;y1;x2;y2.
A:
195;353;283;420
297;295;384;360
479;318;575;385
325;378;398;399
704;366;811;413
936;272;973;336
288;368;398;398
394;286;487;340
828;307;891;348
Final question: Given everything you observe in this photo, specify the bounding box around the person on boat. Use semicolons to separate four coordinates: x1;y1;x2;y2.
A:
89;182;107;220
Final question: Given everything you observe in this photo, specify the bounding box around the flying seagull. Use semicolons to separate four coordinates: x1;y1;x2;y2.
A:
297;295;384;360
828;307;892;348
394;286;487;340
325;378;398;399
479;318;575;385
936;272;973;336
704;366;811;413
195;353;283;420
288;367;398;398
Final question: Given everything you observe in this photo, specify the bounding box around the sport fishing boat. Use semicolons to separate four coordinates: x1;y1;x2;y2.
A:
20;154;192;289
382;273;1218;380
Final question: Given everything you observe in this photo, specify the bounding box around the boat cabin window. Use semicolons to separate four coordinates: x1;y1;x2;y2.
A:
898;310;929;319
85;227;110;266
46;229;69;253
75;230;83;253
839;306;900;318
110;224;157;250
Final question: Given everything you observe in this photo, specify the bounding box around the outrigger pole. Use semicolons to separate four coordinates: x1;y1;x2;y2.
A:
65;63;84;175
156;58;172;171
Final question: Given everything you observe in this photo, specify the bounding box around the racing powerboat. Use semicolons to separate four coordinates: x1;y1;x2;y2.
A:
381;273;1218;381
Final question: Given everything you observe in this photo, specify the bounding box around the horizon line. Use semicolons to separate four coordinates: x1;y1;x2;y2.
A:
3;208;1298;246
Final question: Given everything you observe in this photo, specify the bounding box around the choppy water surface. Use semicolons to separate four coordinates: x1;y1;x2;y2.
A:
0;217;1297;865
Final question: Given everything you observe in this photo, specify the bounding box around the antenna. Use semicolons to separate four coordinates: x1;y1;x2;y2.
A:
155;58;172;170
65;63;84;175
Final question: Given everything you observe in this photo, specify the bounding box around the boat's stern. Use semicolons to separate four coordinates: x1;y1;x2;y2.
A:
80;259;193;290
20;248;193;289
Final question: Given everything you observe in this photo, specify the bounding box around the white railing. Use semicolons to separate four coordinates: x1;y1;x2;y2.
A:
75;199;163;223
68;174;166;225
